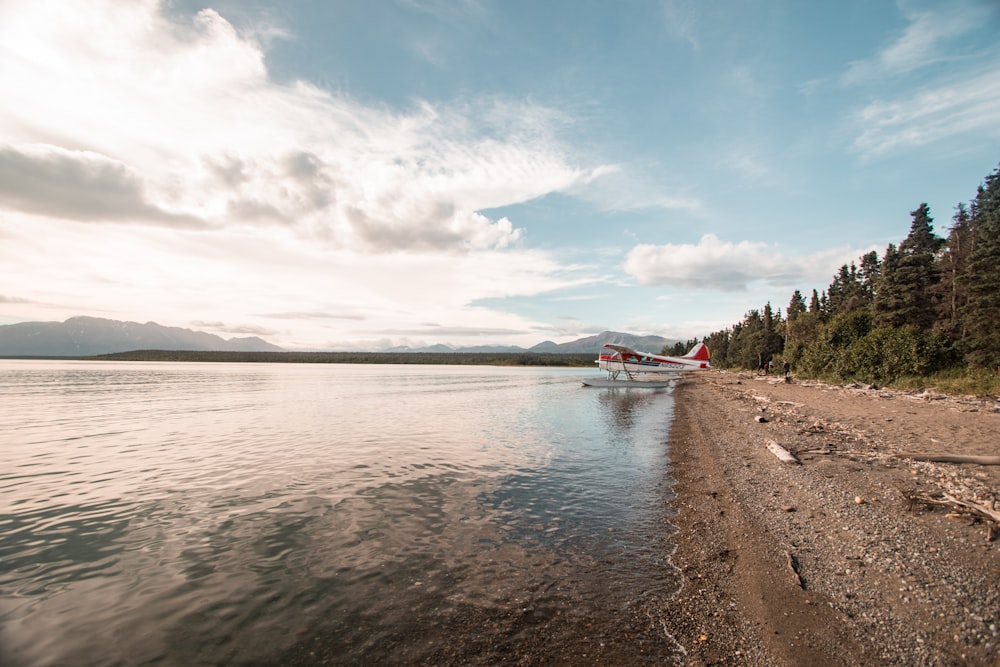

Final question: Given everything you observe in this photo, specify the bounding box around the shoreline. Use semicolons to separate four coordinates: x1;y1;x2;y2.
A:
664;371;999;665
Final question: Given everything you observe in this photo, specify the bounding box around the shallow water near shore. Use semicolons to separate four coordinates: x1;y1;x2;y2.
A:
0;360;682;665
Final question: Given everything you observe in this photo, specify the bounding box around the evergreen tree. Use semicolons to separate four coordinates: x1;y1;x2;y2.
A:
704;329;731;367
762;302;784;360
664;338;699;356
808;289;821;313
827;263;867;314
939;203;973;337
784;286;829;368
875;204;943;330
787;290;807;321
784;309;822;368
827;264;850;314
961;166;1000;367
858;250;880;303
695;164;1000;379
874;243;900;324
727;310;766;369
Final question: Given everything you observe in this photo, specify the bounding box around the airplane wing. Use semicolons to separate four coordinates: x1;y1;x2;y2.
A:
602;343;652;357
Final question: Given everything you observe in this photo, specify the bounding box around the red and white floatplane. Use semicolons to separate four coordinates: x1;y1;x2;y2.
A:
583;342;711;388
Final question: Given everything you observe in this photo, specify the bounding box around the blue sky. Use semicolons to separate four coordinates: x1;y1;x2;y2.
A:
1;0;998;350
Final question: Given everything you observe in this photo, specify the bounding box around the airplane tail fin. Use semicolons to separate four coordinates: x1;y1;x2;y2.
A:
682;342;710;362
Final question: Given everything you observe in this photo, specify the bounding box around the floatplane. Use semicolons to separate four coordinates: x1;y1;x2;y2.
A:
582;342;711;388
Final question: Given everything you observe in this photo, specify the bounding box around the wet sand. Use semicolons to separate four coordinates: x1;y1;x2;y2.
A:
664;371;1000;665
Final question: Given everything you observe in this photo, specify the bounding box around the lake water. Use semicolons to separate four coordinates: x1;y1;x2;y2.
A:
0;360;683;665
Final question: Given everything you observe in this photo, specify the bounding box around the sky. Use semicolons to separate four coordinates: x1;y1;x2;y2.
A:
1;0;999;351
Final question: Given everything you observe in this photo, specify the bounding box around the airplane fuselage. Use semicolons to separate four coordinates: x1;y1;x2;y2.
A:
596;342;711;375
597;355;706;373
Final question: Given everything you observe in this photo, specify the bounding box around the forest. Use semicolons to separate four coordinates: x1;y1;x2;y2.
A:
663;163;1000;394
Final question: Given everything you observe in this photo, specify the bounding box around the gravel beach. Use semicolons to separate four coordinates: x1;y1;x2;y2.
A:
664;370;1000;666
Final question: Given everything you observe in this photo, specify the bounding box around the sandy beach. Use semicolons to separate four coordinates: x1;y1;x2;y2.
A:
665;371;1000;665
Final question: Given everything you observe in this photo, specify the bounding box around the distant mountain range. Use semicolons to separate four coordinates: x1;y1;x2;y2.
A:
386;331;677;354
0;316;677;357
0;316;284;357
526;331;676;355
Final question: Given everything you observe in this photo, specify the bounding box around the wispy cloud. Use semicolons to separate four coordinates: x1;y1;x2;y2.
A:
851;66;1000;157
399;0;491;26
623;233;869;291
189;321;279;336
572;164;702;213
0;294;35;304
660;0;702;50
840;1;1000;157
716;149;772;187
258;312;367;322
841;2;992;85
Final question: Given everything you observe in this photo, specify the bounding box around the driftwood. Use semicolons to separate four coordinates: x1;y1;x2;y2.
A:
894;453;1000;466
942;493;1000;524
766;439;800;465
911;492;1000;525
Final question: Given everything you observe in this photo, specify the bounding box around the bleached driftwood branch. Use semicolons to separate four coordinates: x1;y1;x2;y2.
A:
894;453;1000;466
941;493;1000;524
910;492;1000;524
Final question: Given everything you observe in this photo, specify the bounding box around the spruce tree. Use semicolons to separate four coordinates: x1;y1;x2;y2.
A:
762;302;784;359
827;262;867;314
787;290;806;321
939;203;973;337
858;250;880;303
961;166;1000;367
875;205;943;330
874;244;900;325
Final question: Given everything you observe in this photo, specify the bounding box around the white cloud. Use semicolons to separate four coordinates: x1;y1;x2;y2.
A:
0;0;604;253
622;233;865;292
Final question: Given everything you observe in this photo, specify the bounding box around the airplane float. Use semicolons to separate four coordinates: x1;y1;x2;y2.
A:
583;342;711;388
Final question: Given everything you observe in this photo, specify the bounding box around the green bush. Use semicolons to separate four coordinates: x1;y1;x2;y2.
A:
798;311;873;378
842;326;955;384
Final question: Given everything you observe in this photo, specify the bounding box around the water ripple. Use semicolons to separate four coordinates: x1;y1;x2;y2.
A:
0;360;681;666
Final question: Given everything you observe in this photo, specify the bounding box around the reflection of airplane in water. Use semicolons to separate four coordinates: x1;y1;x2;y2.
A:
596;384;658;428
583;342;711;388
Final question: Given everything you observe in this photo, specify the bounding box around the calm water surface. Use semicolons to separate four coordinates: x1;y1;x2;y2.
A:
0;360;682;665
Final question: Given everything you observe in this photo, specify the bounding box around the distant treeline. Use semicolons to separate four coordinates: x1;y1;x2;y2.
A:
664;162;1000;391
89;350;597;367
